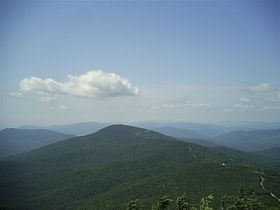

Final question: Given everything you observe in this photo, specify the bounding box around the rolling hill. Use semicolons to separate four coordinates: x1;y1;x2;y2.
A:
0;128;73;159
0;125;279;209
212;129;280;151
19;122;110;136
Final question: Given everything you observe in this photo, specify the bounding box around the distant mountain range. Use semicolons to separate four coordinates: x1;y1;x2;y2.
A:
133;121;280;137
19;122;110;136
152;126;208;139
0;128;73;159
17;121;280;137
14;121;280;154
1;125;279;209
18;121;227;137
215;121;280;130
141;125;280;153
212;129;280;151
134;122;231;137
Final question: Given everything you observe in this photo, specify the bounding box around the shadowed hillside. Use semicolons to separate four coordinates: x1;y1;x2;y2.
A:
0;128;74;159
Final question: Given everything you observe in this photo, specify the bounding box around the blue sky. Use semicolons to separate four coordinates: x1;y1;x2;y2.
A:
0;0;279;127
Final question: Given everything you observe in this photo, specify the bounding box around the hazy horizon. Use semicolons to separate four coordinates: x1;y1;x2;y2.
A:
2;120;280;130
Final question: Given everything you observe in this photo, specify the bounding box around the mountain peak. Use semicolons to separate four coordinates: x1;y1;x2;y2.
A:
96;124;146;133
91;124;174;142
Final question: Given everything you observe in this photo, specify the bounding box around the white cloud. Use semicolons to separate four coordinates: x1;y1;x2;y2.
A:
38;96;58;104
247;83;272;92
10;92;23;98
240;97;250;103
149;102;211;111
197;103;211;108
149;104;174;111
184;102;211;108
59;105;68;110
234;104;254;109
19;69;139;99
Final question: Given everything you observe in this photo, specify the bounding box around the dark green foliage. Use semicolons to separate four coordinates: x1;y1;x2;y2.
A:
220;188;264;210
176;193;189;210
128;190;276;210
151;196;173;210
127;199;143;210
199;195;214;210
0;125;279;209
253;148;280;164
268;207;280;210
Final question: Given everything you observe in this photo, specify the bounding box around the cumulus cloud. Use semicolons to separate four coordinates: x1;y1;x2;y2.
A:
19;70;139;99
10;92;23;98
247;83;272;92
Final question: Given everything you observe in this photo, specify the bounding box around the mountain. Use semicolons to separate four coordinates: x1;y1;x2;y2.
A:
216;121;280;130
0;128;73;159
18;121;280;138
169;122;231;137
134;122;231;137
19;122;110;135
152;126;208;139
212;129;280;151
0;125;279;209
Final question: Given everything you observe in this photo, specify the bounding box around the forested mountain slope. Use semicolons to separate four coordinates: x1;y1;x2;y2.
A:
0;125;279;209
